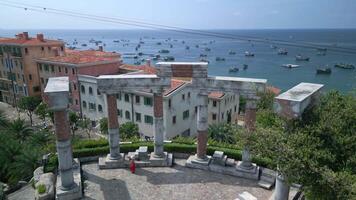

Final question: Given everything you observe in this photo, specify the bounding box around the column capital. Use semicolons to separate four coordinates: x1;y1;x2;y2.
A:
44;77;69;111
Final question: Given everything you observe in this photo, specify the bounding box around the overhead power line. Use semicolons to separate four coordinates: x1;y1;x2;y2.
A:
1;0;356;55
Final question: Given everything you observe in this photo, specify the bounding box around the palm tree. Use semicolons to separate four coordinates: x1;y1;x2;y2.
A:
6;118;33;142
0;110;9;130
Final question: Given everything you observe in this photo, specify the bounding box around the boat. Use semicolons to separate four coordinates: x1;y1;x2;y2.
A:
216;57;225;61
334;63;355;69
185;46;190;50
229;67;239;73
270;45;277;49
317;51;326;56
159;49;170;54
278;49;288;55
316;68;332;74
295;55;310;61
156;42;162;45
195;45;199;48
228;50;236;55
200;59;209;63
205;48;211;52
152;54;160;61
138;52;143;56
245;51;254;57
163;56;175;61
243;64;248;70
134;61;141;65
200;54;207;57
282;64;300;68
89;39;96;43
113;40;120;43
169;44;173;48
81;44;87;47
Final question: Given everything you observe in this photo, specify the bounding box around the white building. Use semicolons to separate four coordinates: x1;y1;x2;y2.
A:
78;64;240;139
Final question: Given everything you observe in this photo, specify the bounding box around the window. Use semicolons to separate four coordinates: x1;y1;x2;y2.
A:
41;46;44;51
89;103;96;110
125;111;130;120
41;78;44;84
117;109;122;117
97;89;101;95
60;46;64;51
172;116;176;124
65;67;68;74
221;113;224;119
124;94;130;102
135;95;140;104
144;97;152;106
29;74;32;80
82;101;87;108
44;64;49;71
135;112;141;122
98;104;103;112
144;115;153;124
116;93;121;100
39;64;43;71
73;83;76;90
188;92;191;98
81;85;85;93
212;113;217;120
183;110;189;120
89;87;93;95
48;46;51;51
72;68;75;74
213;101;217;107
33;86;40;92
168;99;171;108
25;48;28;54
182;94;185;100
234;105;237;112
51;65;55;72
58;66;61;72
195;106;198;114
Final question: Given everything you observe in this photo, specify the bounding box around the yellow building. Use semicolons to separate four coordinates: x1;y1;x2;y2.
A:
0;32;64;105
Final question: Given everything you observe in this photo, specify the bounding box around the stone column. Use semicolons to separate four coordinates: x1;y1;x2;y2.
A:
196;93;209;160
239;100;256;169
153;91;164;157
54;110;75;190
106;94;121;160
275;173;290;200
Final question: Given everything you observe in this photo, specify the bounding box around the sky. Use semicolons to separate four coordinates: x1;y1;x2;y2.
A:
0;0;356;30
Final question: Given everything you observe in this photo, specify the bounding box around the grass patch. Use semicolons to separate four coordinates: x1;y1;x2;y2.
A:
37;184;46;194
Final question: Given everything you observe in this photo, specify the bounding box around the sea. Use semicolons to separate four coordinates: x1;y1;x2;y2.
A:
1;29;355;93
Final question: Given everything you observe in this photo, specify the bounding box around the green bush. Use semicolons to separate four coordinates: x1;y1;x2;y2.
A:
37;184;46;194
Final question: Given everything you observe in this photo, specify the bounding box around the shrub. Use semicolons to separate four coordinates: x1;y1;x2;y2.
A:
37;184;46;194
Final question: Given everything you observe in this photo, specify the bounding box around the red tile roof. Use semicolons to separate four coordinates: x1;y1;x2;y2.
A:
267;86;281;95
164;79;186;96
0;37;63;46
37;50;121;65
119;64;157;74
208;91;225;99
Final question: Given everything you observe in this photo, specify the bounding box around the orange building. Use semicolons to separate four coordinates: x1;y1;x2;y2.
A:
35;49;122;111
0;32;64;104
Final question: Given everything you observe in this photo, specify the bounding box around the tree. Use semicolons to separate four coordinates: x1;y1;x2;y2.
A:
99;118;108;135
208;123;237;144
69;111;79;137
119;122;139;140
6;118;33;142
35;102;49;123
0;110;9;130
17;96;41;126
252;91;356;199
79;117;92;139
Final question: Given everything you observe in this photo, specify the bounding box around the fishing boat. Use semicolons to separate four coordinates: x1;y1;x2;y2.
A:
316;68;332;74
245;51;254;57
200;54;207;57
163;56;175;61
159;49;170;54
195;45;199;48
205;48;211;52
156;42;162;45
216;57;226;61
243;64;248;70
169;44;173;48
81;44;87;47
138;52;144;56
229;50;236;55
152;54;160;61
317;51;326;56
229;67;239;73
278;49;288;55
89;39;96;43
282;64;300;68
270;45;278;49
185;46;190;50
334;63;355;69
113;40;120;43
295;55;310;61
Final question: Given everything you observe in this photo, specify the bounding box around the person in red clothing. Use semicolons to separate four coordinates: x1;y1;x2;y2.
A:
129;156;136;174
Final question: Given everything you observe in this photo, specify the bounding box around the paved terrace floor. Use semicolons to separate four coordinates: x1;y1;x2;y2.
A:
82;159;273;200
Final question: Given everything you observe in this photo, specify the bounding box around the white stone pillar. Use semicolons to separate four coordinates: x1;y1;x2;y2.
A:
275;173;290;200
196;93;209;160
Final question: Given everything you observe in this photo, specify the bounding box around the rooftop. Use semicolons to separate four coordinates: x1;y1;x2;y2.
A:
37;49;121;65
208;91;225;99
0;32;63;46
276;82;324;102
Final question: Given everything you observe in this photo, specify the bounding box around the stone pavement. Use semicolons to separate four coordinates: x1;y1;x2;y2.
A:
83;159;273;200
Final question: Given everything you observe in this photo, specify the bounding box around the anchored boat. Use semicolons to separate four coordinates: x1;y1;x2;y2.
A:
282;64;300;68
334;63;355;69
245;51;255;57
278;49;288;55
296;55;310;61
316;68;332;74
229;67;239;73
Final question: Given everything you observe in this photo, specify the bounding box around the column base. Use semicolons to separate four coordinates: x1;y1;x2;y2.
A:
55;159;82;200
149;152;173;167
235;161;260;180
98;153;125;169
185;155;211;170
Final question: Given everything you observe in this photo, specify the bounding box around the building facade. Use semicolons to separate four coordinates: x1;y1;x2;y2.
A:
78;67;240;139
0;32;64;104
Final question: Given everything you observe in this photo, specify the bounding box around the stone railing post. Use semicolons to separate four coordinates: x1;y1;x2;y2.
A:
106;94;121;160
240;100;256;169
196;93;209;161
153;90;164;157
